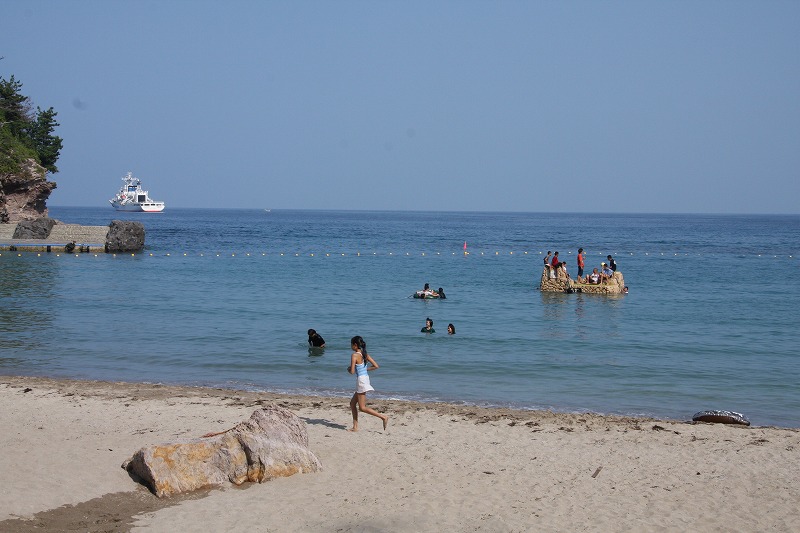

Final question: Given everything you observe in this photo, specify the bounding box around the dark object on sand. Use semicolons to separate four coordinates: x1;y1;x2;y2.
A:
692;410;750;426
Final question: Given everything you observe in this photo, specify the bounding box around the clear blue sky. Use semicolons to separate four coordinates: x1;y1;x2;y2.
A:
3;1;799;213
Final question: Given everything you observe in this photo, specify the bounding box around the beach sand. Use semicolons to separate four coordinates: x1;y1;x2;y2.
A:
1;375;798;532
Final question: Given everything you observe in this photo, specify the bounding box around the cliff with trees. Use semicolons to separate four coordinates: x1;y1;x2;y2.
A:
0;73;62;222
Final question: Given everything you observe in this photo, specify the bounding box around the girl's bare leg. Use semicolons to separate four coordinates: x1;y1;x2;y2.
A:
356;393;389;430
349;393;359;431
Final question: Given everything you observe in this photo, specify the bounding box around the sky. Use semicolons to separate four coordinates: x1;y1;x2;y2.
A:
2;1;799;214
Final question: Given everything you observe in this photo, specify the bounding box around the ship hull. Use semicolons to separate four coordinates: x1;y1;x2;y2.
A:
111;202;165;212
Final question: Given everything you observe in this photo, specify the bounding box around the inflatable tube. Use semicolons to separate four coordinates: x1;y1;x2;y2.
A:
692;410;750;426
413;291;440;299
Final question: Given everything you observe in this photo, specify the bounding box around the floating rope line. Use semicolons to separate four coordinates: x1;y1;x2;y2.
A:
1;251;795;259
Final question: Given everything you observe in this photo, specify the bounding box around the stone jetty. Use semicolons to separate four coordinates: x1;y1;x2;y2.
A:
0;219;145;253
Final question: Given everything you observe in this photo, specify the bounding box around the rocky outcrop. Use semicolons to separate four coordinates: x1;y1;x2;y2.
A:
12;217;57;239
122;406;322;497
0;159;56;223
105;220;145;253
539;267;626;295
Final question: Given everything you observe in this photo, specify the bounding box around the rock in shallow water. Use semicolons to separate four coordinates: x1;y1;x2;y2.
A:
105;220;145;252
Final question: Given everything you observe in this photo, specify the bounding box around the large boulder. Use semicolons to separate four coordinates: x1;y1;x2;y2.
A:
539;266;575;292
12;217;57;239
0;159;56;223
539;267;626;294
105;220;145;253
122;406;322;497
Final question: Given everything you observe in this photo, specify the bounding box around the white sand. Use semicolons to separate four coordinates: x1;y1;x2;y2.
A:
1;375;798;532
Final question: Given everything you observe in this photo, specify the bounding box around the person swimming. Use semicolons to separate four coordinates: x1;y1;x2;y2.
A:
415;283;442;299
308;329;325;348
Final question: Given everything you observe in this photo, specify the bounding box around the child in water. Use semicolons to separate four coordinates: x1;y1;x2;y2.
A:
348;335;388;432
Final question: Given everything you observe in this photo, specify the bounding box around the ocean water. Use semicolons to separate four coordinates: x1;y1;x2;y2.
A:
2;207;799;428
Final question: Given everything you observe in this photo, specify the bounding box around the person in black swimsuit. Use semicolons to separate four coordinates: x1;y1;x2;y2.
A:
308;329;326;348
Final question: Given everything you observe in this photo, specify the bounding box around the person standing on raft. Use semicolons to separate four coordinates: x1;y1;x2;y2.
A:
348;335;388;432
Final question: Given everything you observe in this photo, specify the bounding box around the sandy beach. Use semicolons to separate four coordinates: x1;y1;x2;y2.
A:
1;375;798;532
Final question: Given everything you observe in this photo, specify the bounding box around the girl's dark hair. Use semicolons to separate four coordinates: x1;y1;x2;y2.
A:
448;323;455;334
351;335;368;358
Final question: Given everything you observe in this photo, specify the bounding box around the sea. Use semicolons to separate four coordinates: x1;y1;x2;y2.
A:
2;207;799;428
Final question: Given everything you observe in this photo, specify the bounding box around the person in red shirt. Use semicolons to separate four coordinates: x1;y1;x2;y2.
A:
577;248;585;282
551;251;560;268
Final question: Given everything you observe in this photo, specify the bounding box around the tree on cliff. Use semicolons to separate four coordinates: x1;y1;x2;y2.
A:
0;74;63;174
28;106;62;172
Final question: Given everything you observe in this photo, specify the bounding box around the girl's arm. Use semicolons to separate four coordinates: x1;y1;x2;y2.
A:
365;354;379;371
348;352;357;374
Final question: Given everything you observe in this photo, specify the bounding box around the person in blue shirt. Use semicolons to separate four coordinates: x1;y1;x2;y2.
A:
600;263;614;283
347;335;388;432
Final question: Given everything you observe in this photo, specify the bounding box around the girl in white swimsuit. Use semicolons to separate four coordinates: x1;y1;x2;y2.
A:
348;335;389;432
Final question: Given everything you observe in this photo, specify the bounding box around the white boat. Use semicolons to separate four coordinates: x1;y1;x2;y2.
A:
109;172;165;212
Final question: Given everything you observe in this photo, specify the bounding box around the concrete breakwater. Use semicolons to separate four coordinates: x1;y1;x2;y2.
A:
0;220;144;253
